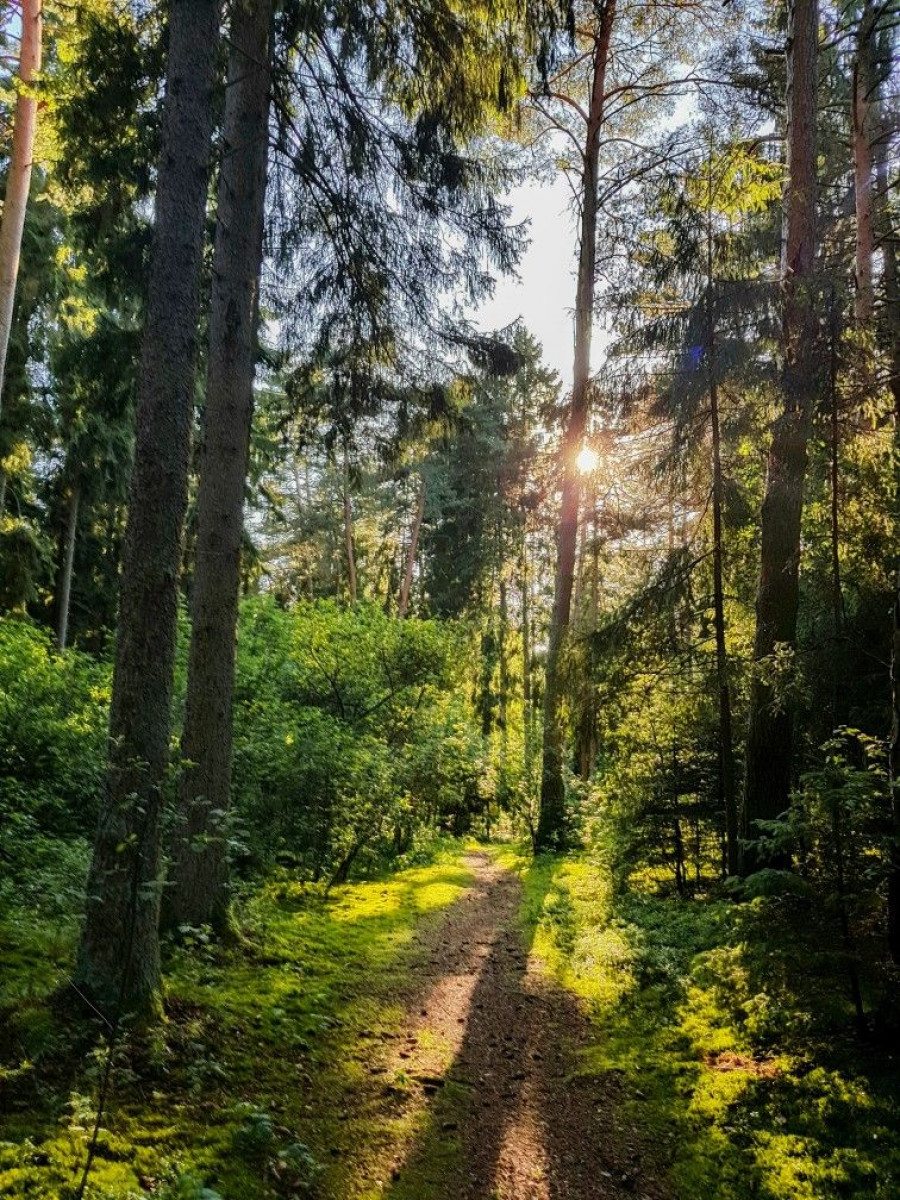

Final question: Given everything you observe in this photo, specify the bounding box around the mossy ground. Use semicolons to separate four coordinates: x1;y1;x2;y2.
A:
0;843;475;1199
3;842;900;1199
508;849;900;1200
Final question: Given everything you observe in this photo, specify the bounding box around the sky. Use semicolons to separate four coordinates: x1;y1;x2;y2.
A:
473;175;580;389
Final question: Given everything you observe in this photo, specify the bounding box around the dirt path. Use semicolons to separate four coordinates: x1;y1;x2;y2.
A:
360;851;668;1200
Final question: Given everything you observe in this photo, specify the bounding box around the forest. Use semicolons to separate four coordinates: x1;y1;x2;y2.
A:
0;0;899;1196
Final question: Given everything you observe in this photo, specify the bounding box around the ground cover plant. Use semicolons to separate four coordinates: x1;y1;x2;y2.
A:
0;847;475;1198
515;850;900;1199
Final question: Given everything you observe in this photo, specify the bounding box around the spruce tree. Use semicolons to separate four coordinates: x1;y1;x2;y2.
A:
76;0;222;1014
164;0;274;935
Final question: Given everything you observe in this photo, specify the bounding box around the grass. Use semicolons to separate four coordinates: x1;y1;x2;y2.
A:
0;842;475;1199
510;850;900;1200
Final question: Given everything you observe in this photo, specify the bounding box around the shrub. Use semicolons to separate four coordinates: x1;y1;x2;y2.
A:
0;617;109;864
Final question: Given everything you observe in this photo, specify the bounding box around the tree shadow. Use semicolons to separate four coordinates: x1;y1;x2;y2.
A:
383;855;669;1200
0;857;482;1198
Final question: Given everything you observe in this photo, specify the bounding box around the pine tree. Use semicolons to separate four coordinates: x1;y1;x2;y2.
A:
164;0;274;935
76;0;222;1014
0;0;41;418
535;0;616;849
529;0;716;847
742;0;819;874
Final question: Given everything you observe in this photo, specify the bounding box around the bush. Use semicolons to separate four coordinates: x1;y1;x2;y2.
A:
0;600;493;901
0;617;109;864
230;596;487;877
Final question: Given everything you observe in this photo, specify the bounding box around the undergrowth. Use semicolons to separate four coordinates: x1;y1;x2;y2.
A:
513;850;900;1200
6;840;899;1199
0;842;473;1199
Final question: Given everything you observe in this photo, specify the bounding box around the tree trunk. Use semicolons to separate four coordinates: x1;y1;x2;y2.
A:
829;291;844;653
741;0;818;875
343;446;357;606
76;0;222;1014
0;0;41;416
709;322;738;877
829;799;866;1031
498;576;509;741
164;0;272;937
875;120;900;418
521;524;538;829
852;2;876;325
575;487;597;783
890;576;900;963
536;1;614;850
398;474;426;617
56;476;80;651
576;464;601;781
704;155;739;876
878;62;900;962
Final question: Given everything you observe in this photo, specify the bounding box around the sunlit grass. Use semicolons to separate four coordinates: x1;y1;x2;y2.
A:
515;851;900;1200
0;845;475;1199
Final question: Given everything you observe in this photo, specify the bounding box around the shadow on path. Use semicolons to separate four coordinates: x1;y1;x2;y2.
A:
378;852;670;1200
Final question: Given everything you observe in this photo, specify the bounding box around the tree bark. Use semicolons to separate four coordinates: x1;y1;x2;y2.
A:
498;569;510;790
876;50;900;961
343;446;358;606
829;292;844;653
709;321;738;877
498;604;509;738
398;474;426;617
520;523;538;828
575;482;599;782
56;476;80;651
164;0;273;936
741;0;818;875
890;576;900;963
875;119;900;418
76;0;222;1014
703;152;739;875
536;0;615;850
0;0;41;417
852;2;876;325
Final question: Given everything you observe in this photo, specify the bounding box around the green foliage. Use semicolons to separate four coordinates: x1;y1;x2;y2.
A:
157;1176;224;1200
0;618;109;851
518;852;900;1200
0;598;493;910
0;848;473;1198
0;516;54;612
422;326;556;618
230;596;488;876
0;620;105;1022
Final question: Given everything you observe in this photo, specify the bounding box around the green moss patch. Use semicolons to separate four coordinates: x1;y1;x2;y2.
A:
0;848;474;1198
515;851;900;1200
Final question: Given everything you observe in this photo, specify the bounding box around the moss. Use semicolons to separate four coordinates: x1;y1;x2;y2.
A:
0;847;474;1198
514;850;900;1200
6;842;899;1199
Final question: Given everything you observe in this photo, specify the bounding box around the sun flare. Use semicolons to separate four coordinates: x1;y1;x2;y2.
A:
576;445;599;474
